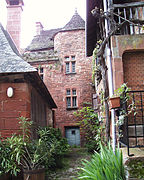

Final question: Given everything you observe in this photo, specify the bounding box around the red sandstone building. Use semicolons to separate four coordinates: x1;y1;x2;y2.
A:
23;11;94;145
5;0;94;145
86;0;144;154
0;22;56;138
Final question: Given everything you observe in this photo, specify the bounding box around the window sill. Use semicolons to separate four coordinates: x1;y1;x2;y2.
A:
66;107;78;110
65;72;76;75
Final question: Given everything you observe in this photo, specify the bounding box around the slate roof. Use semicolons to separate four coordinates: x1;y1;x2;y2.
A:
61;10;85;31
26;10;85;52
26;28;61;51
0;23;36;73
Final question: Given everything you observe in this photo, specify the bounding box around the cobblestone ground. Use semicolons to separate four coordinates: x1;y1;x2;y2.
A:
46;148;91;180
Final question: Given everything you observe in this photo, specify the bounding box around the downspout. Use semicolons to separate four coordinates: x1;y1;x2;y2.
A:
103;0;116;152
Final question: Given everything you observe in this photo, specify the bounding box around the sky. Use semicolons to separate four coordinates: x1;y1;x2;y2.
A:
0;0;86;48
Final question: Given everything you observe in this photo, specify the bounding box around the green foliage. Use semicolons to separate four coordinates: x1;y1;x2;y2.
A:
113;83;131;100
18;116;32;140
78;144;126;180
0;116;69;176
37;127;70;170
0;137;21;176
74;106;104;152
127;159;144;179
0;117;31;176
112;84;137;128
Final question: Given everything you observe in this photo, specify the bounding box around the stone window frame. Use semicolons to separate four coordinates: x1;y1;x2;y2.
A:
65;55;76;74
66;88;78;110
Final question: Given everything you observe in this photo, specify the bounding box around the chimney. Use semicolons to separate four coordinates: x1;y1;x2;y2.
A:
36;22;43;35
6;0;24;51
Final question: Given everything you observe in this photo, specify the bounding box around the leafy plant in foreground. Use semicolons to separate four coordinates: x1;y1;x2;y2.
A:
78;144;126;180
38;127;70;169
0;116;69;176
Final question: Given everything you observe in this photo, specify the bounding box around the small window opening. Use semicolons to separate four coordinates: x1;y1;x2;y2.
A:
10;0;19;5
72;130;75;135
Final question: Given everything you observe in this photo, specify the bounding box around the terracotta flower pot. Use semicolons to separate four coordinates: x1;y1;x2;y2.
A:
23;168;45;180
109;97;120;109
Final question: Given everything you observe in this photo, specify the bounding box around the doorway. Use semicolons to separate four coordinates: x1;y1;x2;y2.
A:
65;127;80;146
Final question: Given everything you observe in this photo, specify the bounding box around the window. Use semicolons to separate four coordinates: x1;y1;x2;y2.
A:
37;67;44;80
65;56;70;61
71;56;75;60
65;56;76;74
72;130;76;135
66;63;70;74
72;62;76;73
10;0;19;5
66;89;77;109
66;89;71;95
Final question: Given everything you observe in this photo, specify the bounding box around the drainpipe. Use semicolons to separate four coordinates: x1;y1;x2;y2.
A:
103;0;116;152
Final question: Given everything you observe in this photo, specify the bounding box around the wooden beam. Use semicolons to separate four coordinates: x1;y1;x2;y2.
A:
113;1;144;8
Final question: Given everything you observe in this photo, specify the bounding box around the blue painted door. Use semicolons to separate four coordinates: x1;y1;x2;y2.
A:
65;127;80;146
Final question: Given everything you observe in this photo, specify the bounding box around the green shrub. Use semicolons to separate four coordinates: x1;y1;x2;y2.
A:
0;117;69;176
38;127;70;169
74;106;105;152
0;136;21;176
78;144;126;180
127;159;144;179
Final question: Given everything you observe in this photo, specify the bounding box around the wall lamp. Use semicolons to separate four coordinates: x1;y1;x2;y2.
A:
7;87;14;98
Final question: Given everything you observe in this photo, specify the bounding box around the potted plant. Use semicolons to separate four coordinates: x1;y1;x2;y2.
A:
109;83;137;131
5;116;50;180
1;117;70;180
109;83;131;109
109;96;121;109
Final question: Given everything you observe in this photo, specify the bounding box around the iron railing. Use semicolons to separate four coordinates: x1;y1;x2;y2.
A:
119;90;144;156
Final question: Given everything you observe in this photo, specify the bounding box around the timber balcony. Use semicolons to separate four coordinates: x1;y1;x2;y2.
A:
113;1;144;35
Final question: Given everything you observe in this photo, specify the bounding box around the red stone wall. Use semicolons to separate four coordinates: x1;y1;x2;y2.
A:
111;34;144;90
123;51;144;91
0;83;31;138
6;5;23;50
30;30;94;141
